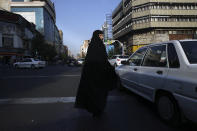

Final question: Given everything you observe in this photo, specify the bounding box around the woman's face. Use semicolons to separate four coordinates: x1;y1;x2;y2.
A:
99;34;104;40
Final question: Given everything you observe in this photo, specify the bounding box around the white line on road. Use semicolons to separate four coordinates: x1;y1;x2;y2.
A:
0;96;130;105
0;75;81;79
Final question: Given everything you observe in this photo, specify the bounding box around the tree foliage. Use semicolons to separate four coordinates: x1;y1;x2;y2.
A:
31;33;57;61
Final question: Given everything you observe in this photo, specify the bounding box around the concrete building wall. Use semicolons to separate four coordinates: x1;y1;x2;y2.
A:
133;32;169;45
0;0;10;11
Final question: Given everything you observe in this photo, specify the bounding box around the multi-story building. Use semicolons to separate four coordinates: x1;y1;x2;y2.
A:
112;0;197;53
102;21;108;42
58;30;65;54
0;9;35;64
80;40;90;57
9;0;57;45
102;14;113;42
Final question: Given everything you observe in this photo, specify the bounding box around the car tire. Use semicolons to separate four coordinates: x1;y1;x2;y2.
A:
156;93;181;126
31;64;35;69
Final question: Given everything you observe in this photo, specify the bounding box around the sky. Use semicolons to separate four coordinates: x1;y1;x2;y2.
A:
51;0;121;56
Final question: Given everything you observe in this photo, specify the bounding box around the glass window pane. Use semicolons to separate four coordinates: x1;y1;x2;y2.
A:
168;43;180;68
128;47;147;66
181;41;197;64
143;45;167;67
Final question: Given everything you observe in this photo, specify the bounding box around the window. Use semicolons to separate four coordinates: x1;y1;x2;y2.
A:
181;41;197;64
128;47;147;66
168;43;180;68
142;45;167;67
2;34;14;48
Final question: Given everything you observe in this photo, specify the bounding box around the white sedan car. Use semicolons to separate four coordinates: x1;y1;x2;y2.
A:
109;55;129;67
77;58;85;65
14;58;46;69
116;40;197;125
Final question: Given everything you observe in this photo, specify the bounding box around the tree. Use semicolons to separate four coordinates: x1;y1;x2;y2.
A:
31;33;57;61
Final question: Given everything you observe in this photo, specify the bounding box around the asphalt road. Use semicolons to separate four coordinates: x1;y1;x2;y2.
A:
0;65;196;131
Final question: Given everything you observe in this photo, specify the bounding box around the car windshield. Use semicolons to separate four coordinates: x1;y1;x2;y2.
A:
180;41;197;64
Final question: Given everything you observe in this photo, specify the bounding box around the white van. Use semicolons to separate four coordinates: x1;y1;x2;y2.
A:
116;40;197;125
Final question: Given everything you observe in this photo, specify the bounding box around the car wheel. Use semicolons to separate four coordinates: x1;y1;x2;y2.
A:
31;64;35;69
156;93;181;126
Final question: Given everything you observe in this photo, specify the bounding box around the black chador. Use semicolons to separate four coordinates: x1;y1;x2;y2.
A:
75;30;118;117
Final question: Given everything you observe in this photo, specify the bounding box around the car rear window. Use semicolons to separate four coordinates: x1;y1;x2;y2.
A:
180;41;197;64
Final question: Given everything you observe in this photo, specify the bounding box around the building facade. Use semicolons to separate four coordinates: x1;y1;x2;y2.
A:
102;14;113;42
58;30;64;54
10;0;57;45
0;0;11;11
80;40;90;58
0;9;35;64
112;0;197;53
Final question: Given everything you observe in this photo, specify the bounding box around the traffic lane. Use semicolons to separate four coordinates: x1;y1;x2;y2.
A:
0;65;82;77
0;94;196;131
0;75;80;98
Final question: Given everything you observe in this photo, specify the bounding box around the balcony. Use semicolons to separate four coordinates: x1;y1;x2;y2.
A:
132;9;197;19
112;11;123;25
113;13;132;32
132;21;197;30
113;26;133;39
124;2;132;14
132;0;197;7
112;1;123;18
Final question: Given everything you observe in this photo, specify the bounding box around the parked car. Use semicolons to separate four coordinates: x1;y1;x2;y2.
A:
116;40;197;125
77;58;85;65
67;59;78;66
13;58;46;69
109;55;129;67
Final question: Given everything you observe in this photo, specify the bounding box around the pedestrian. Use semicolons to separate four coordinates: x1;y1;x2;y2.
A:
75;30;118;118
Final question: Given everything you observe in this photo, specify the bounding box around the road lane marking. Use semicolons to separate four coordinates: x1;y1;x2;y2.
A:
0;96;130;105
0;75;81;79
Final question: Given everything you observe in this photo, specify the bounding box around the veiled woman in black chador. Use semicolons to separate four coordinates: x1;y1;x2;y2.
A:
75;30;118;117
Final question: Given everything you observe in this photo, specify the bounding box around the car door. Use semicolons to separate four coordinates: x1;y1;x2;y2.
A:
23;58;32;68
27;58;33;68
138;44;169;101
20;59;26;68
119;47;148;91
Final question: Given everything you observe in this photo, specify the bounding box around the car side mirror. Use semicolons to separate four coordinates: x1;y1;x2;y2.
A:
121;60;129;65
